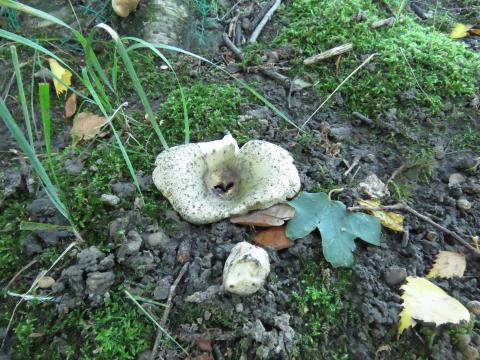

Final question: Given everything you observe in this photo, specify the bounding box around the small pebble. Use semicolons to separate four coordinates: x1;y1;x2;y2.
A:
467;301;480;315
37;276;55;289
204;310;212;321
384;267;407;286
425;231;438;242
448;173;466;187
100;194;120;206
457;198;472;211
235;303;244;313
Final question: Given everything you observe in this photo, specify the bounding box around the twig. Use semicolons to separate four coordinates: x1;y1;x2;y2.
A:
348;203;480;255
409;3;427;19
302;53;377;128
3;260;37;291
249;0;282;43
303;43;353;66
222;33;290;87
352;111;374;126
220;0;242;21
344;155;361;176
384;163;406;191
235;16;243;47
371;16;404;29
149;262;190;360
250;0;275;30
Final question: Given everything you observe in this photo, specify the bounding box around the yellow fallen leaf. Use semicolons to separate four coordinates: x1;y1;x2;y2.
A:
48;58;72;95
398;277;470;336
358;199;404;232
427;251;466;279
450;23;472;39
71;112;108;140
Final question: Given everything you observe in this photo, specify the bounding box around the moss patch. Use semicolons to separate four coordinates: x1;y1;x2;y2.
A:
273;0;480;119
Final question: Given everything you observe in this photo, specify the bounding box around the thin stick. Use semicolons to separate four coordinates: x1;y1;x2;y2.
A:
302;53;377;128
348;203;479;255
3;260;37;291
251;0;275;29
384;163;406;191
249;0;282;43
303;43;353;66
149;262;190;360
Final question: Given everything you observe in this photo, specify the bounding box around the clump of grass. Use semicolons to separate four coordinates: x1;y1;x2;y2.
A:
273;0;480;119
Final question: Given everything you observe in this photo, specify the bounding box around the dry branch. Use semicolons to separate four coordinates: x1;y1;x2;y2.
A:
371;16;404;29
149;262;190;360
348;203;480;256
249;0;282;43
303;43;353;65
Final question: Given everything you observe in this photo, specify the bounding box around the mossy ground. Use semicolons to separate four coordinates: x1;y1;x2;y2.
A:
1;0;479;358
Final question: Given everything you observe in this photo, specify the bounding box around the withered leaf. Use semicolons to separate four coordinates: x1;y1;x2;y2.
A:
64;93;77;119
427;251;466;279
71;112;108;140
255;226;294;250
230;203;295;227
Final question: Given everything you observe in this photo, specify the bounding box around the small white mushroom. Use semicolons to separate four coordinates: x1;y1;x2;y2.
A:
112;0;140;17
223;242;270;295
152;134;301;224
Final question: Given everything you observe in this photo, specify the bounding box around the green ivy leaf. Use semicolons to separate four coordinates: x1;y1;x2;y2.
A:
286;192;381;267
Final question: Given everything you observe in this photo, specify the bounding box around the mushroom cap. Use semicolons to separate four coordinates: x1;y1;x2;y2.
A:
112;0;140;17
223;241;270;295
152;134;301;224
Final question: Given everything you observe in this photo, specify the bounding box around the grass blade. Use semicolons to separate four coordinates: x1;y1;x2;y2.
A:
38;82;51;157
0;98;69;219
124;290;188;356
81;68;144;200
10;45;34;148
124;38;190;144
96;24;169;150
20;221;73;231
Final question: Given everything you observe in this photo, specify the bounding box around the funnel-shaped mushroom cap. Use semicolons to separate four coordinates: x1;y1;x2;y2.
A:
152;134;301;224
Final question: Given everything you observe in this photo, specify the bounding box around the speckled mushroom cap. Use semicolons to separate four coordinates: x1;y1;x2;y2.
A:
152;134;301;224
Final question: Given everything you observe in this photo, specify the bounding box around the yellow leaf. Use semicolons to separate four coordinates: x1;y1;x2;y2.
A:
398;277;470;336
358;199;404;232
450;23;472;39
48;58;72;95
427;251;466;279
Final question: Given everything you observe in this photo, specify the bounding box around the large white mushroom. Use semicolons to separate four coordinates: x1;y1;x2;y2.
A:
223;241;270;295
152;134;301;225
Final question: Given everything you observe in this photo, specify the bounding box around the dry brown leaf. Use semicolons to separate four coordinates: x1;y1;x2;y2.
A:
71;112;108;140
470;28;480;36
230;203;295;227
64;93;77;119
196;336;212;352
427;251;466;279
255;226;294;250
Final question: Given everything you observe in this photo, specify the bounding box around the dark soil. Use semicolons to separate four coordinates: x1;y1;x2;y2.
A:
1;0;479;359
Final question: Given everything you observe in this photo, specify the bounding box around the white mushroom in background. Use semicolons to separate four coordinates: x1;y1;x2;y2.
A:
112;0;140;17
152;134;301;225
223;242;270;295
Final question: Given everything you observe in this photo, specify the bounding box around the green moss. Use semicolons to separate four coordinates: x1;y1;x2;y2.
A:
160;82;244;145
273;0;480;119
291;259;353;359
0;198;27;283
11;293;154;360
